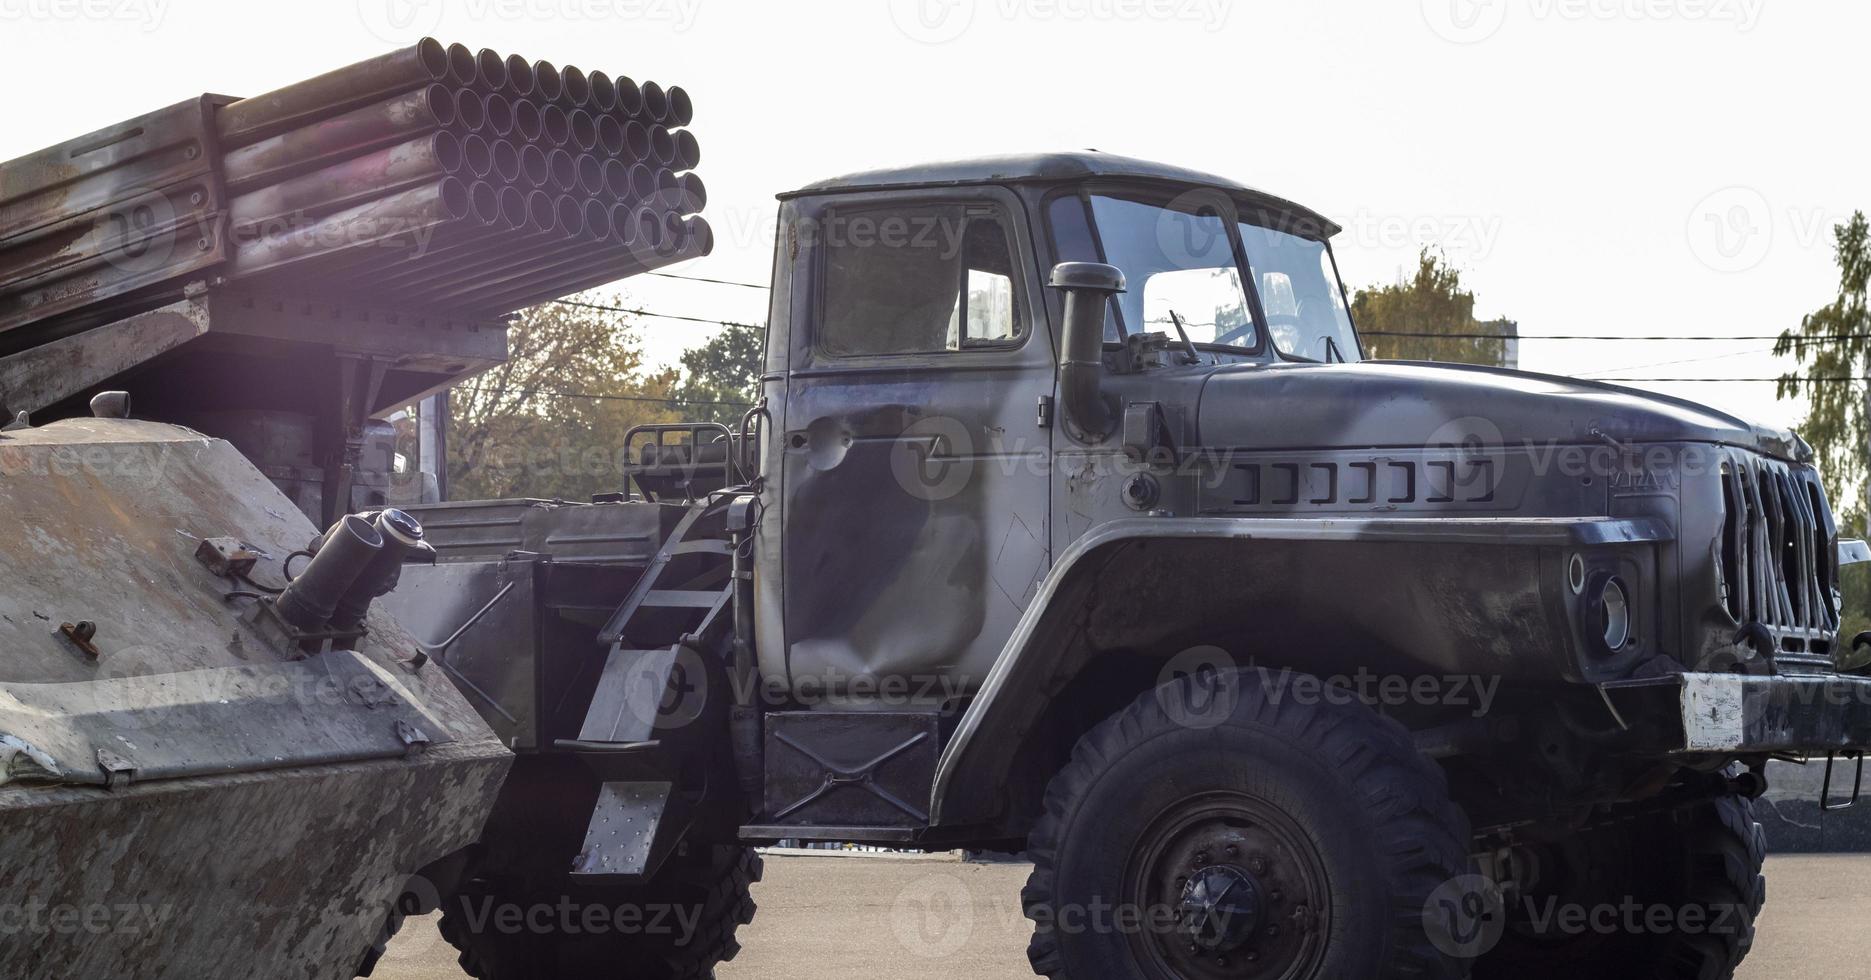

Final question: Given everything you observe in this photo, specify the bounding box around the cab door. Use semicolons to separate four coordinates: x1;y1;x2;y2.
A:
770;187;1055;703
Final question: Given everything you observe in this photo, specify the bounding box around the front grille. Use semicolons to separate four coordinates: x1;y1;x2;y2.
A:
1718;453;1838;667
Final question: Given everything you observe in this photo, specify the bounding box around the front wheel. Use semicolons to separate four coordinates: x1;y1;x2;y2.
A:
1022;669;1474;979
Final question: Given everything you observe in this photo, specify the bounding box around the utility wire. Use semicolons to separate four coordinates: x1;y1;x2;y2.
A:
1364;330;1865;343
1580;347;1779;378
643;271;772;290
548;297;762;329
1597;376;1868;383
545;301;1855;349
456;384;752;408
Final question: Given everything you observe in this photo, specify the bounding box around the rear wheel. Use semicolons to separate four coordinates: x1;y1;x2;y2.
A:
1472;794;1766;980
1022;668;1473;979
438;844;763;980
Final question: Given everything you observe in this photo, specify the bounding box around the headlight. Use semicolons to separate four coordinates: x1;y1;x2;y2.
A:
1599;577;1630;651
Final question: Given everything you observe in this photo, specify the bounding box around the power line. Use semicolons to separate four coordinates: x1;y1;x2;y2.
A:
1600;376;1868;383
643;271;771;290
547;297;762;329
1364;330;1866;343
1581;347;1778;378
542;299;1854;350
456;384;752;408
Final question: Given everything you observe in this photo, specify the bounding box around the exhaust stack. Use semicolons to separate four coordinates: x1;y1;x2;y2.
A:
1048;262;1126;441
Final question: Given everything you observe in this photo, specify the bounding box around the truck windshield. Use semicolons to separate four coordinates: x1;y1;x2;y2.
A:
1048;191;1361;361
1237;222;1361;362
1051;193;1257;347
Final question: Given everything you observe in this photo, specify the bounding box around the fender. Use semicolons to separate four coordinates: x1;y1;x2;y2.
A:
927;514;1672;827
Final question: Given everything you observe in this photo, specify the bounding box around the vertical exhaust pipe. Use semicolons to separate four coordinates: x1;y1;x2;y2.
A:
1048;262;1125;440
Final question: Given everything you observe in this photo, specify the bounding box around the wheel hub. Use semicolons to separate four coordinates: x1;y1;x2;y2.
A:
1177;865;1263;954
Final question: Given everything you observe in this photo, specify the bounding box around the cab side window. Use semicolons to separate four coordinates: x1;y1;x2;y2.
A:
819;202;1026;357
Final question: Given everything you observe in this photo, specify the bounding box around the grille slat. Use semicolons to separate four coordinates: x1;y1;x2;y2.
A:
1719;453;1839;666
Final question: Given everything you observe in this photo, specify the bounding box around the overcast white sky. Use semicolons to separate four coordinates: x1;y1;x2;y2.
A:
5;0;1864;427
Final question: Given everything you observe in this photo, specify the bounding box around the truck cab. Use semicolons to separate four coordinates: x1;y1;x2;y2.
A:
395;152;1871;980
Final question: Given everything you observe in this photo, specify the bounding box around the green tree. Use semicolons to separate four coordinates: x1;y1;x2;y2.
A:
1775;212;1871;516
1352;249;1518;366
669;320;763;425
1774;211;1870;662
447;296;680;501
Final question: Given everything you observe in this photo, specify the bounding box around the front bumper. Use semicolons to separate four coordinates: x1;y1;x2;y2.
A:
1606;672;1871;755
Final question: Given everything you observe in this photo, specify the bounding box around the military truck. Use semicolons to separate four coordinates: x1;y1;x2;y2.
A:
385;151;1871;980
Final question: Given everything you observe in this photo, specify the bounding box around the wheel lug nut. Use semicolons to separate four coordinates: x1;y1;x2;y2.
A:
1266;925;1281;937
1225;845;1239;857
1270;890;1283;902
1248;857;1268;874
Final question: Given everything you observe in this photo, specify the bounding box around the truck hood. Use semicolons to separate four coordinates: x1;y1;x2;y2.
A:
1195;360;1807;460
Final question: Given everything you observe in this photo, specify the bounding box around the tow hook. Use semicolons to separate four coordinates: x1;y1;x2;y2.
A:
1728;765;1768;800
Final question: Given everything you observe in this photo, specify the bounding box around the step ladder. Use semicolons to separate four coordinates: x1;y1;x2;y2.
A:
571;493;737;747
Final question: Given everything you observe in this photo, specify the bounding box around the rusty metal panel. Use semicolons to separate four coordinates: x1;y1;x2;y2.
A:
0;96;231;339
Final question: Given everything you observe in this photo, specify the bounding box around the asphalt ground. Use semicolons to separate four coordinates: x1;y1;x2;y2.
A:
374;851;1871;979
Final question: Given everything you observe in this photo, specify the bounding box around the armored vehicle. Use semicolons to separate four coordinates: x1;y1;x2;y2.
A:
0;415;511;979
387;151;1871;980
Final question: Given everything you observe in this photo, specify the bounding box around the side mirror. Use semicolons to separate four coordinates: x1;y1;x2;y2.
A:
1047;262;1126;440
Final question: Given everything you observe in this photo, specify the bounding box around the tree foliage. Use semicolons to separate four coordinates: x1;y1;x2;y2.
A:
446;297;680;501
1352;249;1518;367
670;320;763;426
1775;212;1871;514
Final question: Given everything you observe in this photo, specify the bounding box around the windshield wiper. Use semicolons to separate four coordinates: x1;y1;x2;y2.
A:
1324;336;1345;364
1166;310;1204;365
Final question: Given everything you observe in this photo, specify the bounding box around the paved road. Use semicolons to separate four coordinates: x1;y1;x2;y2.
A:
376;852;1871;979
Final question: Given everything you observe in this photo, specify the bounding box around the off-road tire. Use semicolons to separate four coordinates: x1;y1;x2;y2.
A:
438;844;763;980
1471;794;1767;980
1022;668;1473;979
